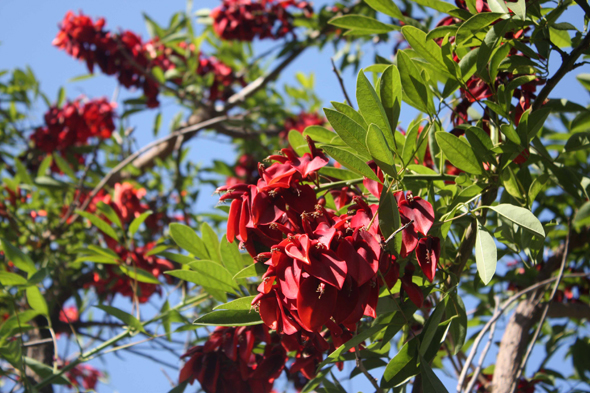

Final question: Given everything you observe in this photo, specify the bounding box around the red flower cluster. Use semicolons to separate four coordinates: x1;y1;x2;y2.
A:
197;55;246;101
282;111;325;138
54;11;246;106
63;363;103;391
179;326;286;393
89;242;174;303
216;137;439;382
30;98;116;160
211;0;313;42
58;306;79;324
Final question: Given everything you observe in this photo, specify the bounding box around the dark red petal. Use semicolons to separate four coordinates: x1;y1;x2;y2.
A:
304;249;347;289
227;199;241;243
416;236;440;282
401;277;424;308
296;276;337;332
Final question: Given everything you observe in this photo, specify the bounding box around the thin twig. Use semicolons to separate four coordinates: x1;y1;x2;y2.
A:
463;296;500;393
456;272;589;392
355;344;384;393
384;219;414;244
510;226;571;392
330;58;353;107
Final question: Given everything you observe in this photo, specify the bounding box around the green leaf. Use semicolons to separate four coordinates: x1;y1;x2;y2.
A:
564;132;590;153
435;132;483;174
36;155;53;177
419;297;447;355
397;50;434;115
574;201;590;228
288;130;310;156
488;0;509;13
193;309;262;326
379;187;403;255
119;265;161;284
356;71;394;146
420;355;449;392
53;153;77;181
366;124;396;177
401;26;453;77
379;65;402;133
328;15;398;35
0;271;28;286
25;357;72;385
76;210;120;242
26;286;49;315
331;102;368;128
321;146;380;181
200;222;222;263
57;86;66;107
169;223;209;259
500;124;521;145
14;158;33;185
446;292;468;355
167;381;188;393
96;201;124;230
382;339;418;387
0;238;37;274
168;261;238;293
153;112;162;136
128;210;153;236
488;204;545;238
303;126;344;145
233;263;267;280
410;0;457;12
456;13;504;48
95;305;146;333
507;0;526;20
213;296;256;311
364;0;405;19
152;66;165;83
319;323;385;368
475;222;497;285
220;237;246;277
324;108;370;158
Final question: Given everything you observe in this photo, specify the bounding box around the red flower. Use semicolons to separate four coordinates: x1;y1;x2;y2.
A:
416;236;441;283
282;112;325;138
63;362;103;390
59;306;79;324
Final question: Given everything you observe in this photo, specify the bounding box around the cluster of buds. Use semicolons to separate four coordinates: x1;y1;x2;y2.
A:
30;98;116;168
180;326;287;393
53;12;244;106
211;0;313;42
213;136;440;384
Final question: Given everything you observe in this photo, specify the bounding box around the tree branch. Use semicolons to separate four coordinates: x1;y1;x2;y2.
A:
331;58;354;107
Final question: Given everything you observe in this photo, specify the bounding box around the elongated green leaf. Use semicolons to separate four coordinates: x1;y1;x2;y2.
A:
0;271;28;286
288;129;310;156
324;108;370;157
411;0;457;12
364;0;405;19
303;126;344;145
25;357;72;385
168;261;238;293
475;222;497;285
366;124;396;176
119;265;161;284
194;309;262;326
128;210;153;236
14;158;32;185
26;286;48;315
420;355;449;392
456;13;504;48
213;296;256;311
397;50;434;115
357;71;394;146
53;153;77;181
402;122;420;166
402;26;452;77
96;305;146;333
446;292;467;355
379;187;403;255
96;201;123;230
169;223;209;259
329;15;398;35
321;146;380;181
435;132;483;174
382;339;418;387
379;65;402;134
488;0;509;12
419;297;447;355
574;201;590;228
233;263;267;279
564;132;590;153
76;210;120;242
0;238;37;274
201;222;222;263
319;323;386;368
36;155;53;177
220;237;246;277
331;102;367;128
488;204;545;238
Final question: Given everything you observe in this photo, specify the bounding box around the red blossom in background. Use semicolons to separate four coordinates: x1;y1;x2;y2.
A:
58;306;79;324
30;98;116;166
211;0;313;42
179;326;286;393
62;362;104;391
197;55;246;101
282;111;325;138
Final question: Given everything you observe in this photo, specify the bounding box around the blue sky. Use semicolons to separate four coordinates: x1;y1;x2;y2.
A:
1;0;588;392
